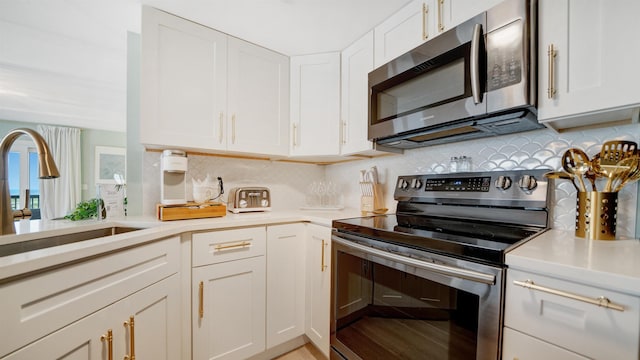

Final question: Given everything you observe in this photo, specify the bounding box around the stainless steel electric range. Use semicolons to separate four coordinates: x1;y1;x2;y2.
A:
330;169;551;360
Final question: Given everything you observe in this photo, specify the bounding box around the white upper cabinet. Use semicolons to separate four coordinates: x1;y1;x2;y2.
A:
340;31;382;156
289;53;340;156
374;0;435;68
227;37;290;156
141;6;227;151
438;0;503;33
538;0;640;130
141;7;290;157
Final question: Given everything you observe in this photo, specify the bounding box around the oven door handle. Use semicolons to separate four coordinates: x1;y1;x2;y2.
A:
333;237;496;285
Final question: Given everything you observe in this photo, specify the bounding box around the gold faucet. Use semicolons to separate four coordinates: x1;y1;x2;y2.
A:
0;128;60;235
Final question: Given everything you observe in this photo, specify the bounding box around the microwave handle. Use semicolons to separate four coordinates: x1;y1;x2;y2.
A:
470;23;483;104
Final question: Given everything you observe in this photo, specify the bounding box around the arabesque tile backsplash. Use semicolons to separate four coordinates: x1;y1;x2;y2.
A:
143;124;640;237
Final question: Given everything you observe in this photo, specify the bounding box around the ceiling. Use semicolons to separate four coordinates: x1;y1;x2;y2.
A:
141;0;412;55
1;0;412;56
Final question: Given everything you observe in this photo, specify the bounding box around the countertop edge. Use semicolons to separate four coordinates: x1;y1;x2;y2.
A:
506;229;640;296
0;209;362;281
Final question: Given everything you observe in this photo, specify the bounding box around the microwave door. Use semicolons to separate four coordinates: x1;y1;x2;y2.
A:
368;14;488;142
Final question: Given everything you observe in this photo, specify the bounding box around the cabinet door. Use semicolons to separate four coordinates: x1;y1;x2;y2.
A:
438;0;503;33
227;37;289;156
502;327;588;360
193;256;266;360
141;6;227;150
305;224;331;357
290;53;340;156
374;0;434;68
122;274;181;360
538;0;640;126
340;31;380;156
3;275;180;360
266;223;306;348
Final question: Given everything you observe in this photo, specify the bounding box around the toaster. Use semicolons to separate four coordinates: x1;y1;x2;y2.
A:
227;187;271;213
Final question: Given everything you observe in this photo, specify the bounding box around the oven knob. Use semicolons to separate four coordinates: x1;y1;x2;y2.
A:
398;179;409;189
494;175;512;190
239;199;248;208
518;175;538;191
411;179;423;189
261;198;269;207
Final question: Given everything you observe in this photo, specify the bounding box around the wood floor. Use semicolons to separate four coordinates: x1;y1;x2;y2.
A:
273;343;326;360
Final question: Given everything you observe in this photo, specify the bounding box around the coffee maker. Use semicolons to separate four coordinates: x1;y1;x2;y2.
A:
160;150;187;205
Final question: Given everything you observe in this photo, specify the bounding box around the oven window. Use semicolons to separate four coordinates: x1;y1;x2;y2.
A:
334;251;478;359
373;58;466;124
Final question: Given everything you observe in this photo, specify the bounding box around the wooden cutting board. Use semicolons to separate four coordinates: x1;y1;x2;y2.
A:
157;202;226;221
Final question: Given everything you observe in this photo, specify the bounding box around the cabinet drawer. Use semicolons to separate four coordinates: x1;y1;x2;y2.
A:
502;327;588;360
192;227;266;266
505;269;640;360
0;236;180;357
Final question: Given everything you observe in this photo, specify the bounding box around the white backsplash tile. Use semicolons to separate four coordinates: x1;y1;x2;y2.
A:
142;124;640;237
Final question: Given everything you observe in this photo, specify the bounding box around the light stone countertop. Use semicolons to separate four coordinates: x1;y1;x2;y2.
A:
506;229;640;297
0;208;364;281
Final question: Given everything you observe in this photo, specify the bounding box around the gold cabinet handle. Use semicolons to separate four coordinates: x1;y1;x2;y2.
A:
437;0;444;32
513;279;624;312
422;3;429;40
100;329;113;360
123;316;136;360
214;241;252;252
218;112;224;144
321;239;328;272
547;44;557;99
199;281;204;319
231;114;236;144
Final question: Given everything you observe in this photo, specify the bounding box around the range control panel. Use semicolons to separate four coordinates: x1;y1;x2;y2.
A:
394;169;550;206
423;176;492;192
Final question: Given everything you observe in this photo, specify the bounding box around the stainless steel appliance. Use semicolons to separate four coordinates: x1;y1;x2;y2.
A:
369;0;540;150
227;187;271;213
331;169;550;360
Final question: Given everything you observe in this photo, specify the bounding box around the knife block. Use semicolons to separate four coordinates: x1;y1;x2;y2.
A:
360;182;385;214
575;191;618;240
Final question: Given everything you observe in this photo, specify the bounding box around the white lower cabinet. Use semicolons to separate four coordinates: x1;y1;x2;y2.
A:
266;223;306;348
2;264;181;360
502;327;588;360
0;237;180;358
503;268;640;359
192;227;267;360
305;223;332;357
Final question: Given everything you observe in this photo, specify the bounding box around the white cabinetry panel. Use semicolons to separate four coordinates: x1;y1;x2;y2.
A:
141;6;227;150
266;223;306;348
538;0;640;129
290;53;340;156
305;223;331;357
505;268;640;359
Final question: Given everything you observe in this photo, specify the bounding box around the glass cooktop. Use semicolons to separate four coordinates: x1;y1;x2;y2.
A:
332;214;546;265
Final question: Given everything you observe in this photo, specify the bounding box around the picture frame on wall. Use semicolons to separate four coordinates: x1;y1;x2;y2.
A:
95;146;126;184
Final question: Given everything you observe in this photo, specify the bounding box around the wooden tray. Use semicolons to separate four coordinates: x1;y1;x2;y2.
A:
157;202;226;221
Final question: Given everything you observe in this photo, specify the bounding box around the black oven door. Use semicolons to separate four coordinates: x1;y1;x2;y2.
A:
330;234;504;360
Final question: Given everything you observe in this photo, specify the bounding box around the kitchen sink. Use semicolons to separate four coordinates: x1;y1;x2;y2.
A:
0;226;144;257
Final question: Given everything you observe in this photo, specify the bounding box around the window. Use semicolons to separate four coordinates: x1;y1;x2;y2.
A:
8;139;40;211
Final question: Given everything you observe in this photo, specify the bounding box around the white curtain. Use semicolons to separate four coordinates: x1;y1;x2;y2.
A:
37;125;81;220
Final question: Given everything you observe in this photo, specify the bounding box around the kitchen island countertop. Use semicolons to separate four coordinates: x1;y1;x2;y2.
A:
506;229;640;297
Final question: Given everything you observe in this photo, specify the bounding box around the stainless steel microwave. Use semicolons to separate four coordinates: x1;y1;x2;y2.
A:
368;0;542;150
